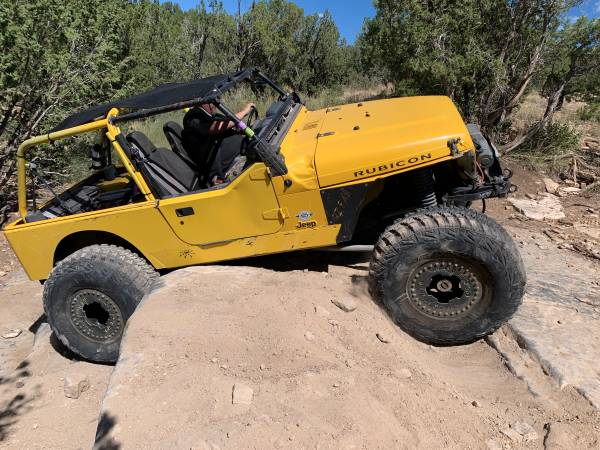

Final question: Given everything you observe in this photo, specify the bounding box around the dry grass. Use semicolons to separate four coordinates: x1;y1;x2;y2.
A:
510;92;600;184
512;91;599;141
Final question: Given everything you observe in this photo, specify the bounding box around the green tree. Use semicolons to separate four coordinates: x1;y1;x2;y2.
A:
502;16;600;152
358;0;579;142
0;0;130;219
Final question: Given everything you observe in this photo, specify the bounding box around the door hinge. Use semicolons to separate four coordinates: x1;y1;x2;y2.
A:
262;207;289;220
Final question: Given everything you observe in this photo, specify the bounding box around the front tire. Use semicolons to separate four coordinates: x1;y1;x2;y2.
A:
369;206;526;345
43;244;158;362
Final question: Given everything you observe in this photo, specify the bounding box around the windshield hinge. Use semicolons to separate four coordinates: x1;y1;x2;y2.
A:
262;207;289;220
317;131;335;138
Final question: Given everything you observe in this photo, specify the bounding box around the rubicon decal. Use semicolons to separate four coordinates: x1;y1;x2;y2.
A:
353;153;433;178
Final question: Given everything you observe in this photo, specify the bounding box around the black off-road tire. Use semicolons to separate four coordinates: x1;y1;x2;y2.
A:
369;206;526;345
43;244;158;362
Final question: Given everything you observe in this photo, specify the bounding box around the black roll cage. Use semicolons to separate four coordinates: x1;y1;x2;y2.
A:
110;68;298;177
110;68;295;126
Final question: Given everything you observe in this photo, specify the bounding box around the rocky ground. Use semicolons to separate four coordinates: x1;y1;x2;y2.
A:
0;160;599;449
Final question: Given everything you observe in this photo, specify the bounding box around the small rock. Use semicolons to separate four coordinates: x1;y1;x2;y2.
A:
511;421;538;442
544;422;578;449
500;426;523;442
259;364;266;371
332;382;340;388
559;186;581;195
344;359;355;368
16;381;24;388
543;177;560;194
0;270;7;278
64;374;90;399
398;368;412;379
471;400;481;407
32;423;39;430
232;383;253;405
210;358;218;363
304;331;315;342
485;439;502;450
509;194;565;221
219;364;228;370
331;297;357;312
2;329;22;339
376;332;390;343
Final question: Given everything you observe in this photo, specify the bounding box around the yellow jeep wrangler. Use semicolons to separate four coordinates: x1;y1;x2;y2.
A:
3;68;525;362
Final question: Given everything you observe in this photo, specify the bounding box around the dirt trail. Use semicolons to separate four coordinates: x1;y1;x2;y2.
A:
0;267;112;449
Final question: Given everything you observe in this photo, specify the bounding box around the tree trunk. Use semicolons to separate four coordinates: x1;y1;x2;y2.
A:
500;78;568;154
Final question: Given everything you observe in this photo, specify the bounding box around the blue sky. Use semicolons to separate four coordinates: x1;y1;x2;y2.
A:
169;0;375;43
169;0;599;43
569;0;600;22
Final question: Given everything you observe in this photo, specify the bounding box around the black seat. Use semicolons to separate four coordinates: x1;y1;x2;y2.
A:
163;121;198;170
126;131;199;198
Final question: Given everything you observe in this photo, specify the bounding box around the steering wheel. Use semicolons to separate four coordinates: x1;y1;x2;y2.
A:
245;105;259;127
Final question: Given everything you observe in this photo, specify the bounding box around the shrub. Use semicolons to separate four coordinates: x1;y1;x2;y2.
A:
515;122;580;156
578;102;600;122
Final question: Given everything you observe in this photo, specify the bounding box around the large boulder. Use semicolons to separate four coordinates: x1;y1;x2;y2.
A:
93;265;510;449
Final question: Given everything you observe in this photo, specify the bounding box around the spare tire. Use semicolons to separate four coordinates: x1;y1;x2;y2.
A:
369;206;526;345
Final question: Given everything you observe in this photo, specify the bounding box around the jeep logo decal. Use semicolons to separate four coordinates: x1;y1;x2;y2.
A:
353;153;432;178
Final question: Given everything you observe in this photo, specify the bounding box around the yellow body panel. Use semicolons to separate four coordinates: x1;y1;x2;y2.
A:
158;165;282;245
4;202;174;279
4;95;478;281
312;96;474;187
276;107;325;193
3;198;341;280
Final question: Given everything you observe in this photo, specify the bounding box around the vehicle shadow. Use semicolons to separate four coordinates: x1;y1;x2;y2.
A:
93;412;120;450
0;360;34;442
224;249;371;273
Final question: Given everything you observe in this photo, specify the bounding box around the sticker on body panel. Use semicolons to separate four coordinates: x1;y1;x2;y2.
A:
353;152;433;178
296;210;317;229
296;211;313;222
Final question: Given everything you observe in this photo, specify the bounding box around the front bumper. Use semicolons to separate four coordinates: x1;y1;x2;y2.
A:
443;168;515;203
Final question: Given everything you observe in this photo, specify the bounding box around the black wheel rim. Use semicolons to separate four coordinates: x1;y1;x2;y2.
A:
407;257;487;319
68;289;124;343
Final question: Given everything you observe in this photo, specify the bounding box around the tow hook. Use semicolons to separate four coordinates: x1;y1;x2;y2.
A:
447;138;462;157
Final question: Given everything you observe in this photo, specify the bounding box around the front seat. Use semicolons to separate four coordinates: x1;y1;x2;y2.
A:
163;121;197;170
126;131;199;198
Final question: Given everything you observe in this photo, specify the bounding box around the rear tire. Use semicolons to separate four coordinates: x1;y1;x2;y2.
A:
369;206;526;345
43;244;158;362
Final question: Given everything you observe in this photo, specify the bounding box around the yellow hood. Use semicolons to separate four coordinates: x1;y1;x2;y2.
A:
313;96;474;187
